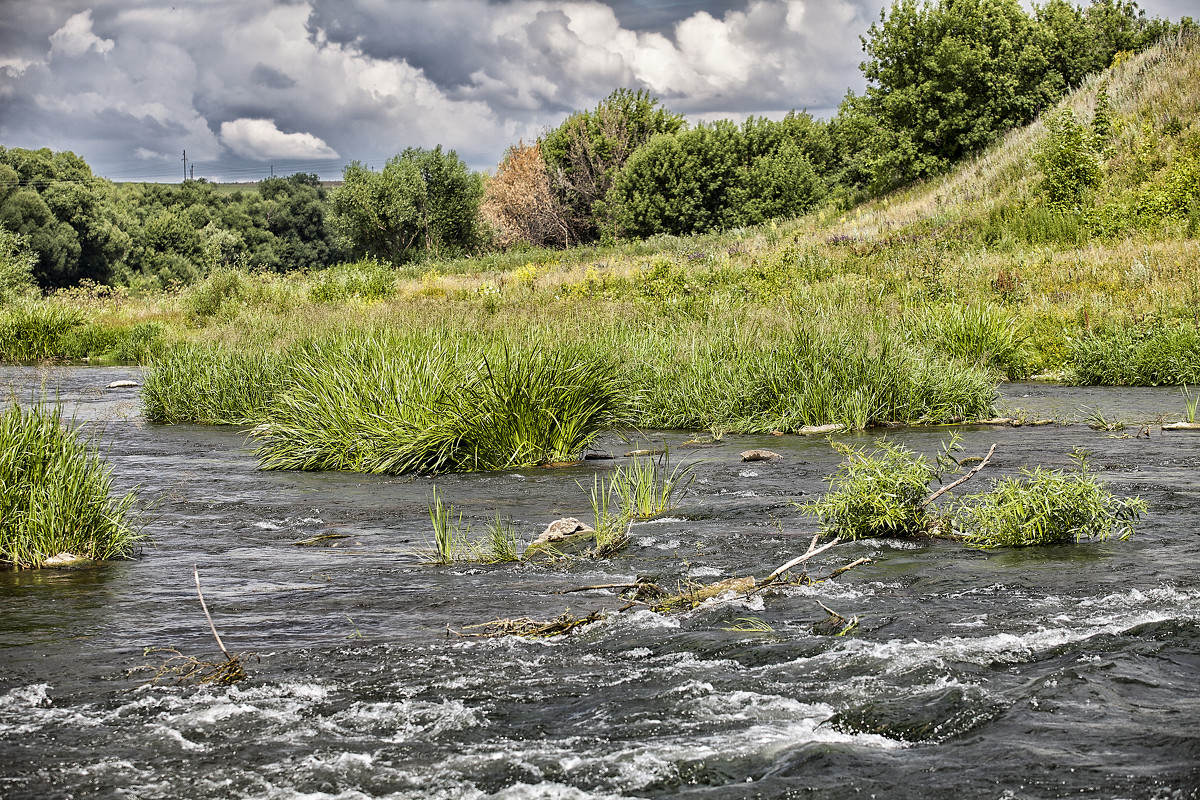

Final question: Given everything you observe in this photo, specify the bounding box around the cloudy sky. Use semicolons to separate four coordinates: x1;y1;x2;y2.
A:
0;0;1191;183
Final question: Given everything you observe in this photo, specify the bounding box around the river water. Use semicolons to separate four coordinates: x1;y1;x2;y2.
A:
1;366;1197;800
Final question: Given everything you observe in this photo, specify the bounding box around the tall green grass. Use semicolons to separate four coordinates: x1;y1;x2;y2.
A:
252;333;631;474
1070;321;1200;385
0;301;84;362
0;402;142;569
141;346;288;424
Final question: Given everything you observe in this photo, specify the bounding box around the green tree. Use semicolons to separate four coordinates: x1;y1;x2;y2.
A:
846;0;1061;190
331;147;484;263
0;147;128;287
0;226;38;304
541;89;685;242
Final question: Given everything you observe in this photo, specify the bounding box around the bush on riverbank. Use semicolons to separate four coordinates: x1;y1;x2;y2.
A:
0;402;142;569
1070;320;1200;385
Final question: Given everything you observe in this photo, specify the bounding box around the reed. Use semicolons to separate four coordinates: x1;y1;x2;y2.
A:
1183;385;1198;423
1070;321;1200;385
0;402;142;569
141;345;287;424
426;486;470;564
609;450;696;520
0;301;84;362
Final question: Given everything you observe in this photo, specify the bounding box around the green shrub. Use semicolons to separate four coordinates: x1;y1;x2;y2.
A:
0;402;142;569
307;257;396;303
1035;108;1103;210
182;268;250;322
954;451;1145;548
802;438;956;540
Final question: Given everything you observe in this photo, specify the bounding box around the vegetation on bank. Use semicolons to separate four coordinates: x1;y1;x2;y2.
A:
0;402;142;569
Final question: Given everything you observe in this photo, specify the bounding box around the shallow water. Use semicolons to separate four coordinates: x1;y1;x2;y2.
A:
1;368;1198;800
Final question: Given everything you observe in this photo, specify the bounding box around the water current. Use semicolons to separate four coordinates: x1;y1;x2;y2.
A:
1;366;1198;799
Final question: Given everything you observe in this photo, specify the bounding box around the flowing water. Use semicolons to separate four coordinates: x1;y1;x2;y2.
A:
1;366;1198;799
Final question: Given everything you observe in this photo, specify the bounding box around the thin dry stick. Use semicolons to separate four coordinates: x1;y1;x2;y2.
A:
556;582;646;595
193;566;233;662
821;557;873;581
764;536;840;583
920;443;997;510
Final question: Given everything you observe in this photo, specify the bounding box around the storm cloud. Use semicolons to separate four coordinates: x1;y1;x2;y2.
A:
0;0;1189;182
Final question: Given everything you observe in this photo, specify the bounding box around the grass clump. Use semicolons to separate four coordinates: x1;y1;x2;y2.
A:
0;402;142;569
141;345;288;424
1070;320;1200;385
0;301;85;362
954;451;1145;548
254;333;630;474
426;486;471;564
608;450;696;520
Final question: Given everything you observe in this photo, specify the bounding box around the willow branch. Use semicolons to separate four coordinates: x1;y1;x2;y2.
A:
920;443;997;510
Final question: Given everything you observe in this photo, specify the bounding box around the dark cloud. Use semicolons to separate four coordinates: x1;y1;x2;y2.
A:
251;63;297;90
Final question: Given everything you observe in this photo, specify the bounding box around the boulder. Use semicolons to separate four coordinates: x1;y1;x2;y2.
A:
106;380;139;389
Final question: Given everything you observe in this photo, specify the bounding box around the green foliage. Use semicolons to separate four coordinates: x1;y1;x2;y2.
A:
0;226;39;304
1035;107;1104;209
608;117;825;238
541;88;685;241
802;438;956;540
0;147;129;288
843;0;1060;190
331;147;485;264
0;402;142;569
954;450;1145;547
181;268;252;323
1070;319;1200;385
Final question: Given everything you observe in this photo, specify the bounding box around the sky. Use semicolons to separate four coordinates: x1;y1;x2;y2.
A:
0;0;1192;183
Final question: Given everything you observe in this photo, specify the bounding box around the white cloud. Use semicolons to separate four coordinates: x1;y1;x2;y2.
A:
49;11;114;59
219;118;339;160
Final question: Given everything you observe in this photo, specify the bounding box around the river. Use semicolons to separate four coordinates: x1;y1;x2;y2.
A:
1;366;1197;799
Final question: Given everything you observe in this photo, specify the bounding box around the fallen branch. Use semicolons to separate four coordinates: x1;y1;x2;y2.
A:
194;565;234;663
919;443;996;510
819;557;873;581
764;536;840;583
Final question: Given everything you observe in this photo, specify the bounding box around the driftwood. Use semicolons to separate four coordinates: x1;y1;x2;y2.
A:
449;610;604;638
764;535;840;582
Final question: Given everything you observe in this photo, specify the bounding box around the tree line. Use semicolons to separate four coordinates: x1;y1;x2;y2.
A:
0;0;1191;291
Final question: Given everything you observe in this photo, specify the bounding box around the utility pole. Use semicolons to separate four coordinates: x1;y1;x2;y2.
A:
190;164;194;180
182;150;188;182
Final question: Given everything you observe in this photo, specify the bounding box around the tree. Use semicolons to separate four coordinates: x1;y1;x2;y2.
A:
608;117;825;238
0;225;38;304
0;147;128;288
331;147;484;264
481;142;572;248
541;89;685;242
847;0;1060;190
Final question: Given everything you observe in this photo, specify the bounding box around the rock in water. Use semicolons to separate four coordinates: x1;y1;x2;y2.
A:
740;449;782;462
106;380;139;389
41;552;93;568
798;423;845;435
523;518;596;558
